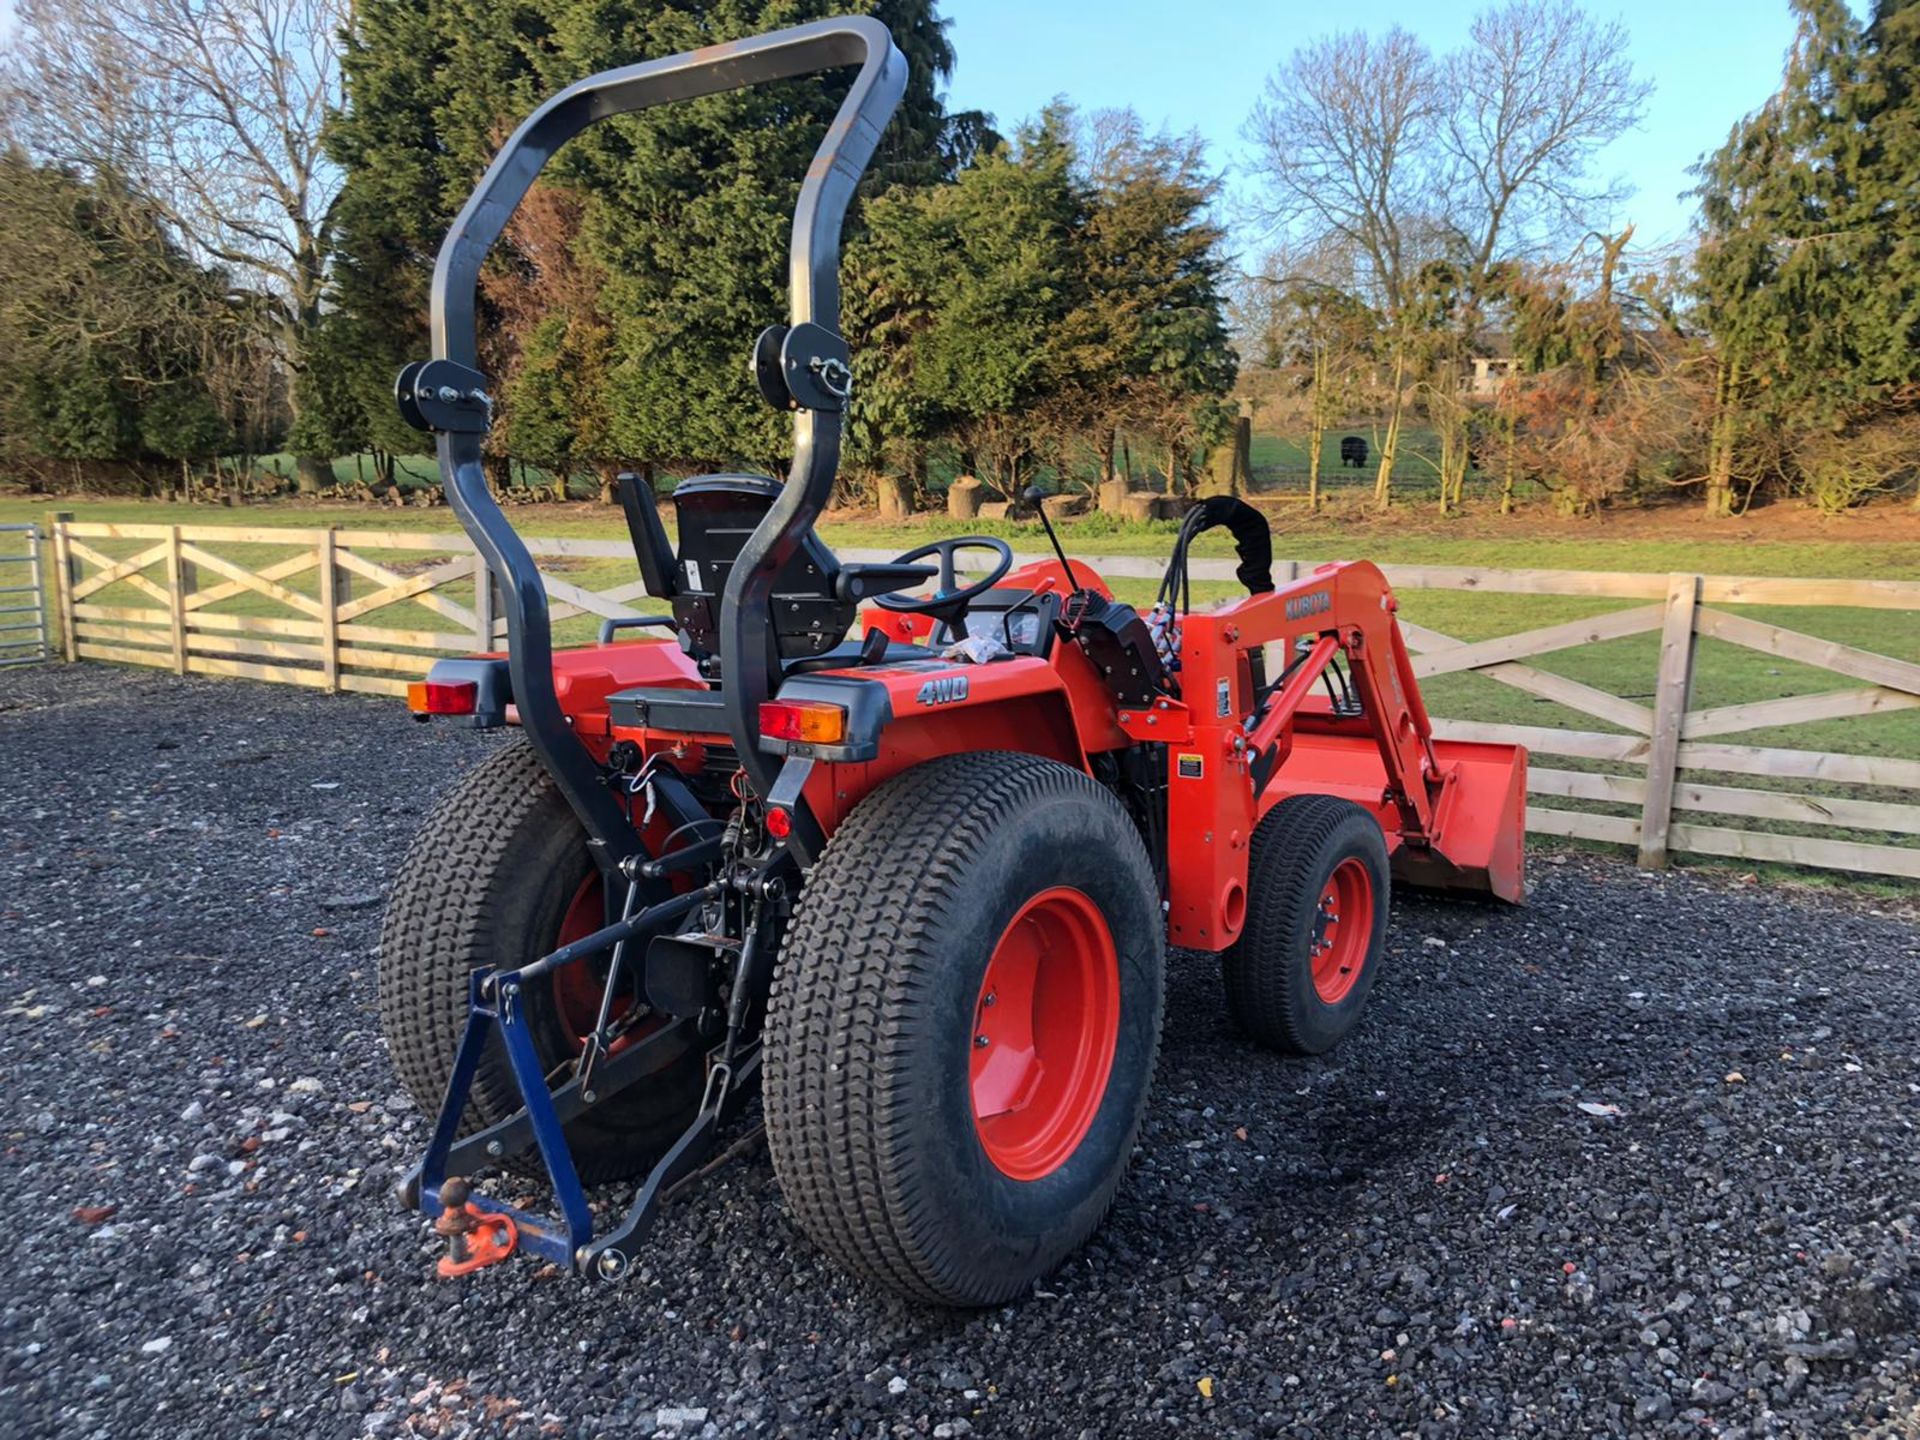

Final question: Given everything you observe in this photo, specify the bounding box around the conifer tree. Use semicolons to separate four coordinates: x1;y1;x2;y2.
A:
326;0;961;481
1692;0;1920;513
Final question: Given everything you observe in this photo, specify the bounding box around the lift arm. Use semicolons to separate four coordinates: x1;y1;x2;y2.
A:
1238;565;1444;847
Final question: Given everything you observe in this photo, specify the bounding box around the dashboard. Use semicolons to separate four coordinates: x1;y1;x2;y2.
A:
929;590;1059;655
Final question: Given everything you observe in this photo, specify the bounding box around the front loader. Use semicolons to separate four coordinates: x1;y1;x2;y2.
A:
379;16;1528;1307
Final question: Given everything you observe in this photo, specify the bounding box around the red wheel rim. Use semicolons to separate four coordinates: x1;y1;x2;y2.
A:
549;874;637;1053
1310;858;1374;1005
969;886;1121;1181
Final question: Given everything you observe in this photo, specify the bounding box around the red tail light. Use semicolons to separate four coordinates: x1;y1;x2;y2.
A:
759;699;847;744
407;680;479;716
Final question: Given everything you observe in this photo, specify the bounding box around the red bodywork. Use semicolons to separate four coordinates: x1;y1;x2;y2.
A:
528;557;1526;952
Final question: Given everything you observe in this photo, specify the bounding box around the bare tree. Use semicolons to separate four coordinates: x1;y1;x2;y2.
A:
1243;28;1444;315
1244;28;1448;508
1443;2;1650;284
3;0;346;489
1244;2;1649;512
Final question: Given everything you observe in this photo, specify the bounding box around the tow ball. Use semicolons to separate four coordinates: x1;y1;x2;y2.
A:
434;1176;518;1277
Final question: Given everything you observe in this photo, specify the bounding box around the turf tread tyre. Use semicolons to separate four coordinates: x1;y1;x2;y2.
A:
763;752;1164;1307
1223;794;1389;1056
378;736;703;1185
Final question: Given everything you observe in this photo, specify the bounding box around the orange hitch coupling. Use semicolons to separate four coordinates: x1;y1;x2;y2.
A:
433;1176;518;1278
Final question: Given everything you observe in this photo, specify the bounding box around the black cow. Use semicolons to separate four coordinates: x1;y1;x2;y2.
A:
1339;435;1369;469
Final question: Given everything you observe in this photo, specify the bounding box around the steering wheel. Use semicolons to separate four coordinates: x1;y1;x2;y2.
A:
872;536;1015;620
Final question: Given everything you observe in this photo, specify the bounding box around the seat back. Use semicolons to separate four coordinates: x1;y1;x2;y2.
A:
664;475;852;674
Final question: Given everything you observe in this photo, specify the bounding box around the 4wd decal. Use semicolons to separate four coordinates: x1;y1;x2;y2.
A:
915;674;969;706
1285;589;1332;622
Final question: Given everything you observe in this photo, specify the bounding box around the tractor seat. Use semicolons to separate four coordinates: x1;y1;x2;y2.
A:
618;472;935;681
666;475;849;669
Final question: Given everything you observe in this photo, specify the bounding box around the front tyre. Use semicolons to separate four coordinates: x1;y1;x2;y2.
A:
1222;794;1390;1055
763;752;1165;1307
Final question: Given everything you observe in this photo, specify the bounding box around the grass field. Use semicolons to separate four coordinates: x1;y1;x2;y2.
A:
190;425;1564;514
13;493;1920;577
8;492;1916;887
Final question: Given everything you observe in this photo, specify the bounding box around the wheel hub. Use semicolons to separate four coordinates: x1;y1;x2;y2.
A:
969;886;1120;1181
1309;857;1374;1005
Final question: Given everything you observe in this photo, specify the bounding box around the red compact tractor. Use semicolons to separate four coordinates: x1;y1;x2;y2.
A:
380;18;1527;1305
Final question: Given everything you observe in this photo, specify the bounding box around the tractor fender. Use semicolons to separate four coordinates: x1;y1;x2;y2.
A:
793;667;1086;835
763;656;1084;766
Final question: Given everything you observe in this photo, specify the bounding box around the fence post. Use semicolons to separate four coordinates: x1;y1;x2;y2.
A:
319;528;342;693
166;526;188;676
1637;572;1701;869
23;523;48;662
47;511;75;662
473;551;496;650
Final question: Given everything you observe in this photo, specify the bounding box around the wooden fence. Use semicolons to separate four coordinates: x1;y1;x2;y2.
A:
42;516;1920;881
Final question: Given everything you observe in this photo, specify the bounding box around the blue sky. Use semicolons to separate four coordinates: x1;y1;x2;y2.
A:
0;0;1860;256
940;0;1869;258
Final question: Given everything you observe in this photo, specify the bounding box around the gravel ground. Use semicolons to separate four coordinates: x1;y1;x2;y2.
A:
3;661;1918;1440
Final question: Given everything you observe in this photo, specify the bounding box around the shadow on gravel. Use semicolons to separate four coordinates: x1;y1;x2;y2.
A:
3;664;1917;1440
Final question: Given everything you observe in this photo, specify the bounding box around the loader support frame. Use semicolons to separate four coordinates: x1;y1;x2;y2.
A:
398;883;759;1278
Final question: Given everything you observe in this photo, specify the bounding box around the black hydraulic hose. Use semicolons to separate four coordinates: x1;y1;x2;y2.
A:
1156;496;1275;617
1193;496;1275;597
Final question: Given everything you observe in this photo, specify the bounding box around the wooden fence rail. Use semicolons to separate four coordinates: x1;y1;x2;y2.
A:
42;517;1920;881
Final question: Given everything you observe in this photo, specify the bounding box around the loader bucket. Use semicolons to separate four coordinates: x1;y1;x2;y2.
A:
1265;733;1528;903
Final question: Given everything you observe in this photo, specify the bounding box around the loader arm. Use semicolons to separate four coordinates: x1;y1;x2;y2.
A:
1132;559;1524;949
1238;565;1444;847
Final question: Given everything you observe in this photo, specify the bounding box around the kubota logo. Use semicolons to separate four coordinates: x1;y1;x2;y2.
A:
915;675;969;706
1285;589;1332;622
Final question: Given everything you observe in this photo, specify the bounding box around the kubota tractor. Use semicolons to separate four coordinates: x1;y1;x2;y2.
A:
379;17;1527;1306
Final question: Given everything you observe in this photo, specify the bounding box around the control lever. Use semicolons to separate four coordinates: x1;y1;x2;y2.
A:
1021;488;1083;595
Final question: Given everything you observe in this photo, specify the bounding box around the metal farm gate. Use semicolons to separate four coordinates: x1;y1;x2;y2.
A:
0;524;48;667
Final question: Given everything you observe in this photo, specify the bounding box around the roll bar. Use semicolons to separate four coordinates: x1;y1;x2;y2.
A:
399;17;907;873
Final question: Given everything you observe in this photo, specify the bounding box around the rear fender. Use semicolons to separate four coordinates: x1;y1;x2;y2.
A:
788;662;1086;832
763;655;1078;760
545;639;704;739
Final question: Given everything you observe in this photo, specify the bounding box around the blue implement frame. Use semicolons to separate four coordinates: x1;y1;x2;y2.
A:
399;881;759;1279
416;969;591;1266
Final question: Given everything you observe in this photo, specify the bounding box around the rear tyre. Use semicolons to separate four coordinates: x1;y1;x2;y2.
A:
763;752;1165;1307
1223;794;1389;1056
378;737;707;1185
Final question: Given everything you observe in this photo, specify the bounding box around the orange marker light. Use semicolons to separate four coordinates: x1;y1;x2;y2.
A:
758;699;847;745
407;680;479;716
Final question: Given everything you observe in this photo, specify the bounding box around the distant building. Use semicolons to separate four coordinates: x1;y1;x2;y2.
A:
1464;331;1517;396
